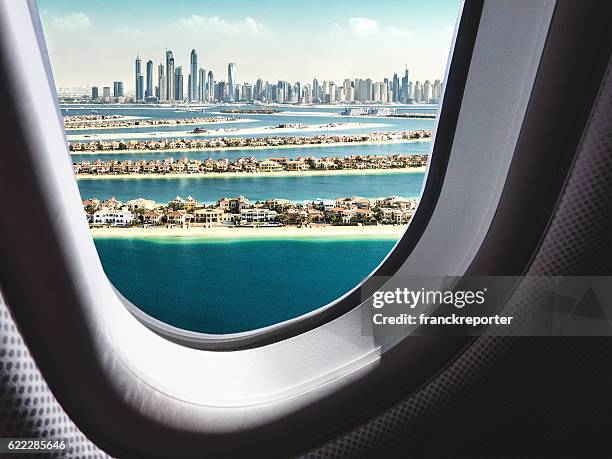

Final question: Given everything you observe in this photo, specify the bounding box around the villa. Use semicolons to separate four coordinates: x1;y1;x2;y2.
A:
91;209;134;227
192;208;227;227
126;198;156;211
141;210;164;226
239;208;279;223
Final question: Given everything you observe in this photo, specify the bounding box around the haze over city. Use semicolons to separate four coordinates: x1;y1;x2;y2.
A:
38;0;459;90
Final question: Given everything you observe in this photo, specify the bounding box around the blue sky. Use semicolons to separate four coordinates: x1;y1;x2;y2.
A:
38;0;460;90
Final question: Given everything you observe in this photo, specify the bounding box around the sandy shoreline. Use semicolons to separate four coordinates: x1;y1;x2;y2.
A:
91;224;406;240
76;167;426;181
64;118;256;131
71;138;431;155
66;122;388;141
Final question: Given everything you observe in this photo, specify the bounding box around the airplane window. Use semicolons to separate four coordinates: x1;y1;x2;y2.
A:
39;1;458;335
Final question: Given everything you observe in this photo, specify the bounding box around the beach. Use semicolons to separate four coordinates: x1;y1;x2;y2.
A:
66;121;388;141
91;224;406;239
64;118;256;131
71;137;431;155
76;166;427;180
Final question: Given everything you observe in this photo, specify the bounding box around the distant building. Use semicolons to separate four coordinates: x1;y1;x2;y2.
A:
113;81;124;98
401;66;409;103
135;55;144;101
102;86;111;100
413;81;422;103
166;50;174;101
227;63;236;102
91;86;99;100
198;67;206;101
423;80;432;102
189;49;198;101
207;71;214;102
145;60;154;99
157;64;166;101
174;66;183;101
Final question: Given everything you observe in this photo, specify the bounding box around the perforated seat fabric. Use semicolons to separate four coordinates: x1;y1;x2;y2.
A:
0;296;109;458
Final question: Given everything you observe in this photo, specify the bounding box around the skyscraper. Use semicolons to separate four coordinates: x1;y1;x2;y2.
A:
174;66;183;101
113;81;124;98
198;67;206;101
255;78;264;101
102;86;111;100
91;86;99;100
423;80;432;103
189;49;198;101
413;81;421;103
145;60;153;99
166;50;174;101
227;63;236;102
312;78;319;103
433;79;442;100
392;73;400;102
401;66;409;103
158;64;166;101
135;55;144;101
207;71;214;102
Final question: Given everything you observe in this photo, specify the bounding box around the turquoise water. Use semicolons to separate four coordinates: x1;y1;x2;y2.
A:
96;237;396;334
69;104;429;334
78;171;425;203
64;104;437;139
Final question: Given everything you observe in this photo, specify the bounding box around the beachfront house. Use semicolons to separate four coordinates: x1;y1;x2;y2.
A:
239;208;278;223
166;211;187;227
141;210;164;226
126;198;156;211
335;196;371;210
307;209;326;224
100;197;122;210
82;199;100;212
286;160;310;172
217;196;250;214
258;160;283;173
379;207;412;224
313;199;336;211
91;209;134;227
192;208;227;227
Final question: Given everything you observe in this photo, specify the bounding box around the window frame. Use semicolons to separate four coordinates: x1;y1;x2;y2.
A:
0;1;579;457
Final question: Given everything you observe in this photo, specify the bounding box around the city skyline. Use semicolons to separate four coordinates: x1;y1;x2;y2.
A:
38;0;459;89
98;51;443;104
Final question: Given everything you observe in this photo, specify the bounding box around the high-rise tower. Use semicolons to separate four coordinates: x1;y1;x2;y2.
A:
401;66;409;103
135;55;144;101
189;49;198;101
174;66;183;101
166;50;174;101
198;67;206;101
145;60;153;99
207;71;214;102
227;63;236;102
158;64;166;101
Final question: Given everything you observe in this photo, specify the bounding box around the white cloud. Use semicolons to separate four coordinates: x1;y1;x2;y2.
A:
332;18;413;38
51;12;91;31
349;17;380;36
178;15;266;36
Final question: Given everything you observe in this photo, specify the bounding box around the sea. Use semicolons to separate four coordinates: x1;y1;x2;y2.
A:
65;103;433;334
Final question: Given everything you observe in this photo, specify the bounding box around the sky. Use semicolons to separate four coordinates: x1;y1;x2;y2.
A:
38;0;460;91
